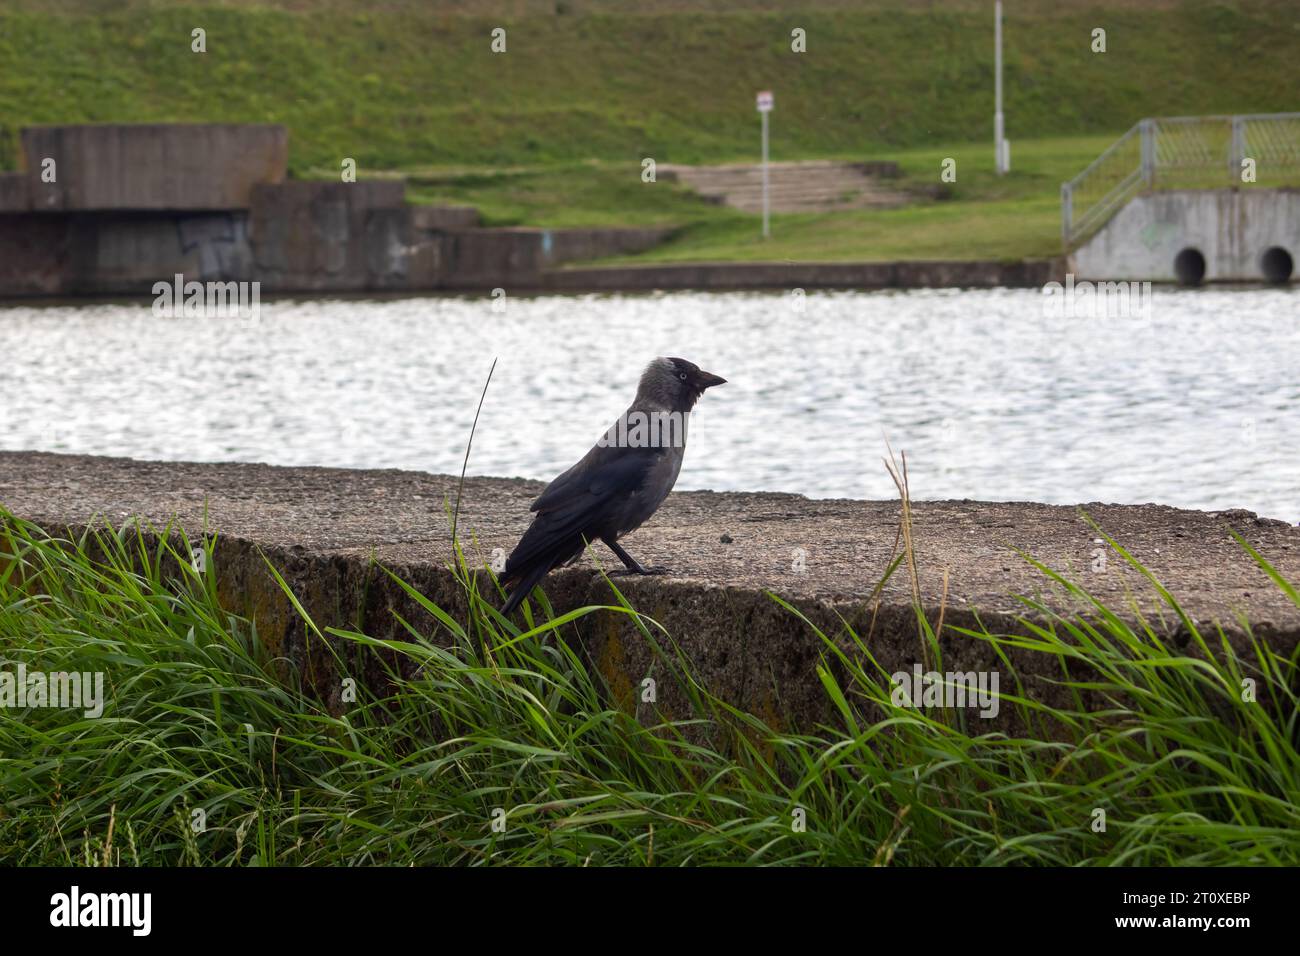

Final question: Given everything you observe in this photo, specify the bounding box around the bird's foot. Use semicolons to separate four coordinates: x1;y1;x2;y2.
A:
608;564;672;577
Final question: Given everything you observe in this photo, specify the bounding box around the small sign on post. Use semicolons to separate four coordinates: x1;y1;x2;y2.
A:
994;1;1006;175
756;91;773;237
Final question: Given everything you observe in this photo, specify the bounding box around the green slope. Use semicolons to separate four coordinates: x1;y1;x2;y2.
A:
1;1;1296;173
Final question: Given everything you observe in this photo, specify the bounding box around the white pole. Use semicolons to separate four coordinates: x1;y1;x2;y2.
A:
994;1;1005;175
761;108;770;238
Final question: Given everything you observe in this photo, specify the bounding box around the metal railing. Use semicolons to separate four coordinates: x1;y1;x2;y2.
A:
1061;112;1300;249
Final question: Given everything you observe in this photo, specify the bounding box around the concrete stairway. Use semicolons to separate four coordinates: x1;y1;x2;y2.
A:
659;160;907;213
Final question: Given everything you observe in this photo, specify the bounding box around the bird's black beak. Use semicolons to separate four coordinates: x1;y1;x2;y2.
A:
695;370;727;389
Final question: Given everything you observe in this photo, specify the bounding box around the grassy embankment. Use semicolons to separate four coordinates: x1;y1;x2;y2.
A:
0;1;1297;260
1;498;1297;866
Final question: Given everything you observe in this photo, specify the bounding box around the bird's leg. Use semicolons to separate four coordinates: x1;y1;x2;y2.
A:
604;538;670;576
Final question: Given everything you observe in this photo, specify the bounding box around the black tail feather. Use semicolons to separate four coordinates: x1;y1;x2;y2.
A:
500;556;557;616
500;525;592;617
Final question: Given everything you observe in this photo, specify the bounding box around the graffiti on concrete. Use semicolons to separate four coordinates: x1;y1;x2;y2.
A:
176;213;252;280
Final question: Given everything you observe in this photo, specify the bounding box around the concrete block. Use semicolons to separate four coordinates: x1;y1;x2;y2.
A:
0;173;30;213
0;215;70;295
437;226;677;287
0;211;255;297
541;227;675;266
20;124;288;211
248;181;411;291
363;207;411;287
406;235;447;289
411;205;480;231
441;228;545;288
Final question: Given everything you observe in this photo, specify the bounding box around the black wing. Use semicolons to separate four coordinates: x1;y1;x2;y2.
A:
504;448;658;577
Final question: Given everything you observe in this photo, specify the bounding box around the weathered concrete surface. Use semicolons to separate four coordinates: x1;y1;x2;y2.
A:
1072;189;1300;283
20;124;288;212
437;226;676;288
0;206;672;296
0;193;677;297
0;212;250;296
541;258;1064;292
2;452;1296;732
0;212;255;296
410;204;481;231
248;181;410;291
0;214;77;295
0;173;30;213
541;226;677;267
0;121;678;296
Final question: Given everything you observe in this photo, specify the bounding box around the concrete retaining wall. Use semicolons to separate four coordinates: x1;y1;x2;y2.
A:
0;202;675;295
542;226;677;266
2;452;1295;733
0;173;30;213
439;226;677;289
1072;189;1300;283
0;122;683;296
0;211;256;296
411;204;481;231
248;181;410;291
19;124;288;212
542;258;1063;292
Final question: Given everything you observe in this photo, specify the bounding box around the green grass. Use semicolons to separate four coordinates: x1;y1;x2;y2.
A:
403;160;716;228
399;135;1111;261
1;506;1297;866
2;2;1295;262
1;1;1296;173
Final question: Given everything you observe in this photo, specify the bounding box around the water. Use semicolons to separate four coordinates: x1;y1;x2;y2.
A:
1;288;1297;521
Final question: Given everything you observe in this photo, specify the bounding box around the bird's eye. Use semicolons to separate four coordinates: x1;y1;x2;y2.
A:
678;372;688;381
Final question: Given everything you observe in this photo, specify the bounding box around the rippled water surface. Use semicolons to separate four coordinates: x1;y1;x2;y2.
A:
2;288;1297;521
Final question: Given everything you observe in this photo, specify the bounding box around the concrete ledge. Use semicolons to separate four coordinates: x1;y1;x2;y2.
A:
541;258;1064;292
2;452;1296;730
20;124;288;212
542;226;677;266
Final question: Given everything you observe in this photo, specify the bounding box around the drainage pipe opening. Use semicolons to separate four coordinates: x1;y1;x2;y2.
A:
1260;246;1294;284
1174;248;1206;286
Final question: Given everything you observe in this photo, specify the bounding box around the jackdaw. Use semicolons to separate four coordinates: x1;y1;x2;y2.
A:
499;356;726;615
